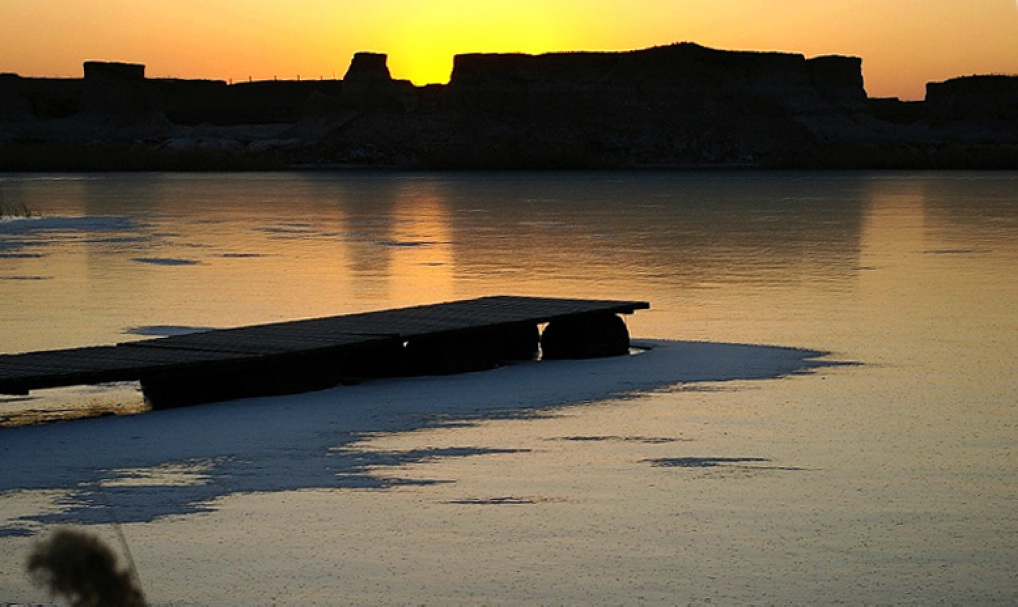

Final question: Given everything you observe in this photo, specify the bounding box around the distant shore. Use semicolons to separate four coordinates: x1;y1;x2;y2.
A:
3;141;1017;172
2;44;1017;171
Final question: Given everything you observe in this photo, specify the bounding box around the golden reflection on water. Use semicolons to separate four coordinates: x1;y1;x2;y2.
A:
2;171;1017;405
385;188;456;304
1;172;1017;603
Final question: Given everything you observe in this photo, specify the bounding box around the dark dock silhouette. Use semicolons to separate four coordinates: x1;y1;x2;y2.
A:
0;296;649;408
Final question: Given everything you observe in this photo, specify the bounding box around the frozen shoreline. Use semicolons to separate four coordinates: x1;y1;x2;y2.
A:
0;339;831;535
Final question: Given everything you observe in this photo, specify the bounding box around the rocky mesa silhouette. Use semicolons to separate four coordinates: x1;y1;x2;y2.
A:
1;43;1016;170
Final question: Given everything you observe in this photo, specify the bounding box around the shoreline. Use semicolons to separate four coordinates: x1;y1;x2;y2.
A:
3;45;1016;172
3;145;1018;173
0;339;834;532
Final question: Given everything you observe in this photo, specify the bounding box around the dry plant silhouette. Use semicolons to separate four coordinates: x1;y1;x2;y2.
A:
26;528;146;607
0;189;36;218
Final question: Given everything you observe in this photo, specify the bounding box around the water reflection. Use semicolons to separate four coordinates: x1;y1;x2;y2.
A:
2;171;1017;355
438;172;869;291
2;171;1017;604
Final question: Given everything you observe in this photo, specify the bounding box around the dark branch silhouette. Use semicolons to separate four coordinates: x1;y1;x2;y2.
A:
26;528;146;607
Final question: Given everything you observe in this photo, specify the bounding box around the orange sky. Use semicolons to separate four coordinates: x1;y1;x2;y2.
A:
3;0;1018;100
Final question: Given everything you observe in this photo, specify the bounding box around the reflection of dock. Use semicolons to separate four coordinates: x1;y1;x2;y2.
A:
0;296;649;408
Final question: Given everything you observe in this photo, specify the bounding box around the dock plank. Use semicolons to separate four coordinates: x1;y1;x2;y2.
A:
0;296;648;399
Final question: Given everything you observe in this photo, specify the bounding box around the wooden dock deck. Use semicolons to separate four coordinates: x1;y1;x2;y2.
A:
0;296;649;408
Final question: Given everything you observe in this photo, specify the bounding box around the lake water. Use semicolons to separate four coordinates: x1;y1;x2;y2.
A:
1;171;1016;604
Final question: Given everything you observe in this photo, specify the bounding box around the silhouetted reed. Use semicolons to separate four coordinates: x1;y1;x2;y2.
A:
26;528;146;607
0;186;35;218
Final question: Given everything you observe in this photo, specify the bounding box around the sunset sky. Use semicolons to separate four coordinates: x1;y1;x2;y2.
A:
4;0;1018;100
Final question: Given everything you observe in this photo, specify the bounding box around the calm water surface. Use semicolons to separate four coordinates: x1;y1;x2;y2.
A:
1;171;1016;603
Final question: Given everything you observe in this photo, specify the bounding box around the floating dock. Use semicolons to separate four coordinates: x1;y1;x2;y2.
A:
0;296;649;408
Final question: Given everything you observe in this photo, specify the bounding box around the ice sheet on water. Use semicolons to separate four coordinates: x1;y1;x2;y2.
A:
123;325;213;337
100;459;221;488
376;239;440;247
255;222;321;237
0;339;836;531
0;215;141;255
130;257;200;266
0;215;137;235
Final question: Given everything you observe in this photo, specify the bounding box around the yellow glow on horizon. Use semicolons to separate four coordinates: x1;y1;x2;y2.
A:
373;1;581;85
2;1;1018;99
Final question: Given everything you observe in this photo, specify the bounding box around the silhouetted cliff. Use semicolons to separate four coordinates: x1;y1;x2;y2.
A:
926;76;1018;123
923;75;1018;148
79;62;154;119
1;44;1016;170
425;45;873;167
